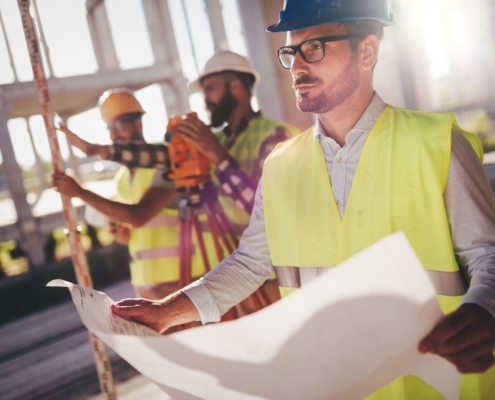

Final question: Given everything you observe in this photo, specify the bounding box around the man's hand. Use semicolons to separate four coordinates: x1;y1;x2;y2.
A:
52;172;84;198
109;224;131;245
175;114;229;165
111;291;200;333
58;123;109;158
419;304;495;373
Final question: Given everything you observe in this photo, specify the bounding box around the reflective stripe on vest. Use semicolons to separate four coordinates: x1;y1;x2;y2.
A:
142;216;211;233
135;245;197;261
273;266;466;296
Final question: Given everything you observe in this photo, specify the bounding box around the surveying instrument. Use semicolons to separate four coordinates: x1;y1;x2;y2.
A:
165;114;271;321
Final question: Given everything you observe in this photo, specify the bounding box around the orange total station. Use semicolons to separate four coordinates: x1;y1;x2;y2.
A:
165;112;212;188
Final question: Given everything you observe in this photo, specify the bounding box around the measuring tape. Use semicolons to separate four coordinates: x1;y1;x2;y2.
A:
16;1;116;398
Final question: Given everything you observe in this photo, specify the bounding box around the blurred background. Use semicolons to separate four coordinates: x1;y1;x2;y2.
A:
0;0;494;398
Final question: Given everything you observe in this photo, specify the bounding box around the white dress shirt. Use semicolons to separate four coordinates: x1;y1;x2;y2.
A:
182;93;495;324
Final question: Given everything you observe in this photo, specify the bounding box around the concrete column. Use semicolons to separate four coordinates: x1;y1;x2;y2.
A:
236;0;285;122
0;7;18;81
204;0;229;51
142;0;168;65
86;1;119;70
0;100;45;267
156;0;192;114
141;0;189;116
60;115;80;180
160;81;185;118
25;118;48;192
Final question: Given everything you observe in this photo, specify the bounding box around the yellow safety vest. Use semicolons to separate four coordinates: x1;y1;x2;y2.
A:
214;116;299;232
115;167;213;286
262;106;495;399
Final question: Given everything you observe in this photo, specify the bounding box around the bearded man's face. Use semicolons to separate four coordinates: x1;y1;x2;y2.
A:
202;75;239;128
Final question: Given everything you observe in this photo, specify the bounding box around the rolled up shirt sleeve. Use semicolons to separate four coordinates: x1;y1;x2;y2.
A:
215;156;257;215
446;128;495;319
182;180;273;324
214;127;293;215
105;142;170;170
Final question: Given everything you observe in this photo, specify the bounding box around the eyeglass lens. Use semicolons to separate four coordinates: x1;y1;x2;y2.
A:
279;39;324;68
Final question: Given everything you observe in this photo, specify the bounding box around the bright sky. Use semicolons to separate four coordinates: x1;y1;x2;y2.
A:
0;0;248;169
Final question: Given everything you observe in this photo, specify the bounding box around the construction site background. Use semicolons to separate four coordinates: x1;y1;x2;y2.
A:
0;0;494;398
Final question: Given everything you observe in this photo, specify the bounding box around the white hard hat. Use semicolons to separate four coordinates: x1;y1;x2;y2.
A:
188;50;260;93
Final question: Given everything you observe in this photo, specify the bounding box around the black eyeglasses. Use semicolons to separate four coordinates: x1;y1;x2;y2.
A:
276;34;364;69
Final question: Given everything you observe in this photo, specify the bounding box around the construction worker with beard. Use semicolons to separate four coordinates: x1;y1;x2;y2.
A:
54;88;212;300
111;0;495;397
182;50;300;237
61;52;299;315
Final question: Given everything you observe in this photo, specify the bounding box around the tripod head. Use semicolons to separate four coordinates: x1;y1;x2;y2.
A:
164;112;212;189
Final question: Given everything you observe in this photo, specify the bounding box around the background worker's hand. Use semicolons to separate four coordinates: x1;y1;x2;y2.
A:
109;224;131;245
52;172;84;198
419;303;495;373
58;123;108;158
174;114;229;165
112;291;200;333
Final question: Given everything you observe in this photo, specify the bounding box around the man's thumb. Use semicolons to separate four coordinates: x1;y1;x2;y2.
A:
111;300;147;318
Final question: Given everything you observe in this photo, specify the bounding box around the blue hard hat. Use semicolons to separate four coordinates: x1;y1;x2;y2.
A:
267;0;395;33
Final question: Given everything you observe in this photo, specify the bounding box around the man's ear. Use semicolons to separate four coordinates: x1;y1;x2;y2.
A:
359;34;380;72
229;77;245;98
134;117;144;138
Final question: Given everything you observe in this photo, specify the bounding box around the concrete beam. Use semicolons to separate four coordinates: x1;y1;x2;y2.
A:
1;64;174;118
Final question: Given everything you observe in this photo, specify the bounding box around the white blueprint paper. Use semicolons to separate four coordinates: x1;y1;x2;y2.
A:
48;232;461;400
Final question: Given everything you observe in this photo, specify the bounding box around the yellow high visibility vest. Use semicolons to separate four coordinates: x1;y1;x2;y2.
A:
214;116;299;231
115;167;214;286
262;106;495;399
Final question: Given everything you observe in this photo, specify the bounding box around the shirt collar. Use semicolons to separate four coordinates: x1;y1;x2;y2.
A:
223;110;261;149
314;92;387;145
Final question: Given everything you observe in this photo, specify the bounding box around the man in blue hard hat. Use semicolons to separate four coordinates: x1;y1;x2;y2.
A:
112;0;495;397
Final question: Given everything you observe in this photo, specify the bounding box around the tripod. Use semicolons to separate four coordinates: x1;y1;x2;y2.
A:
177;182;272;322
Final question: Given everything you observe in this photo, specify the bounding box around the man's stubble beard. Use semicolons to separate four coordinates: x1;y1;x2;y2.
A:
295;54;360;114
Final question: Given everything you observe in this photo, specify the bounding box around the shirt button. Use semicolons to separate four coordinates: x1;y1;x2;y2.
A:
336;200;341;207
337;158;343;165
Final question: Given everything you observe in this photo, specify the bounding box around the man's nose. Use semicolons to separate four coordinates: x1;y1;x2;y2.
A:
290;51;309;78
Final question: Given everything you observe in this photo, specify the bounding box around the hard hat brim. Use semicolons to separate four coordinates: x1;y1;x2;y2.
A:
188;67;261;93
267;17;395;33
